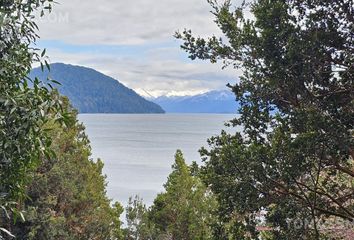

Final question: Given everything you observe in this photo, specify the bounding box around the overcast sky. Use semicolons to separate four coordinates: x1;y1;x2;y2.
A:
37;0;244;96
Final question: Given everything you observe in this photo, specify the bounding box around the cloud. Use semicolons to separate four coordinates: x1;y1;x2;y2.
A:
36;0;246;96
38;0;226;45
44;45;241;97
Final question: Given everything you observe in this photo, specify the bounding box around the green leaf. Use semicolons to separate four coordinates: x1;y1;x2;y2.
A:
50;79;61;85
45;60;51;71
0;228;15;238
41;49;46;57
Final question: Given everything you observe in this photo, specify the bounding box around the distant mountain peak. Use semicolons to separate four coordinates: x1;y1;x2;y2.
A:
152;89;238;114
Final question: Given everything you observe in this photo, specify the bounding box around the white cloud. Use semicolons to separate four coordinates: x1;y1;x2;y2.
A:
36;0;247;96
44;47;241;97
38;0;227;45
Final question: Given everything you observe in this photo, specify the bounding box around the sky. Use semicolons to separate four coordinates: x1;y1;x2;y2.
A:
36;0;245;97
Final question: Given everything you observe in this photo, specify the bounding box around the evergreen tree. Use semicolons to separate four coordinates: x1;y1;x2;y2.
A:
125;196;155;240
149;150;216;240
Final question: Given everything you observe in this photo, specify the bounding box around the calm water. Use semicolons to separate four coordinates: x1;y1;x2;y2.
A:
78;114;238;206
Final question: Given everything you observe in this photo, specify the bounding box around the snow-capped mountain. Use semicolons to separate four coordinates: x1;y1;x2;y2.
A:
151;90;239;113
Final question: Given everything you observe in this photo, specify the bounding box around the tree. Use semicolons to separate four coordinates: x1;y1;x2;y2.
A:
0;0;65;237
125;196;155;240
122;151;217;240
1;2;127;239
9;96;125;239
176;0;353;239
148;150;217;240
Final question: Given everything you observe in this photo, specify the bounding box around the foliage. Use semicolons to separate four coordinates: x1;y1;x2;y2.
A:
125;196;156;240
8;96;124;239
0;0;66;237
176;0;354;239
125;150;217;240
0;2;126;239
151;151;216;240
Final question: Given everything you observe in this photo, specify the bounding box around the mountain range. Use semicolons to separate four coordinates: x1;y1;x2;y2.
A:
30;63;239;114
150;90;239;113
30;63;165;113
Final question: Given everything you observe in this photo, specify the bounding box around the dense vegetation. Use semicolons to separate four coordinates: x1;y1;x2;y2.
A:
30;63;165;114
0;0;67;238
9;96;125;239
123;151;217;240
0;1;125;239
176;0;353;239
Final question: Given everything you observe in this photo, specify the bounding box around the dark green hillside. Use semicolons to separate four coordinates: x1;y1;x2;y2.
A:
30;63;165;113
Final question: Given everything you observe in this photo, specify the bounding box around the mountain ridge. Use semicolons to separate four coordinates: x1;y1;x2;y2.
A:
150;90;239;113
30;63;165;114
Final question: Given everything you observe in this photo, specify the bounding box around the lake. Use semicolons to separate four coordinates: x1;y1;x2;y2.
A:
78;114;239;206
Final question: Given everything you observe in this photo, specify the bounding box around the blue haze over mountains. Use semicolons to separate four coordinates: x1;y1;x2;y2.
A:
150;91;239;113
30;63;239;114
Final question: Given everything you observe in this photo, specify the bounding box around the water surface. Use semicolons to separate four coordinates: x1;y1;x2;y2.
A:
78;114;238;206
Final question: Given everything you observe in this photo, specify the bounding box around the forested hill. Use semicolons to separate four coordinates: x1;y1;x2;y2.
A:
30;63;165;113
